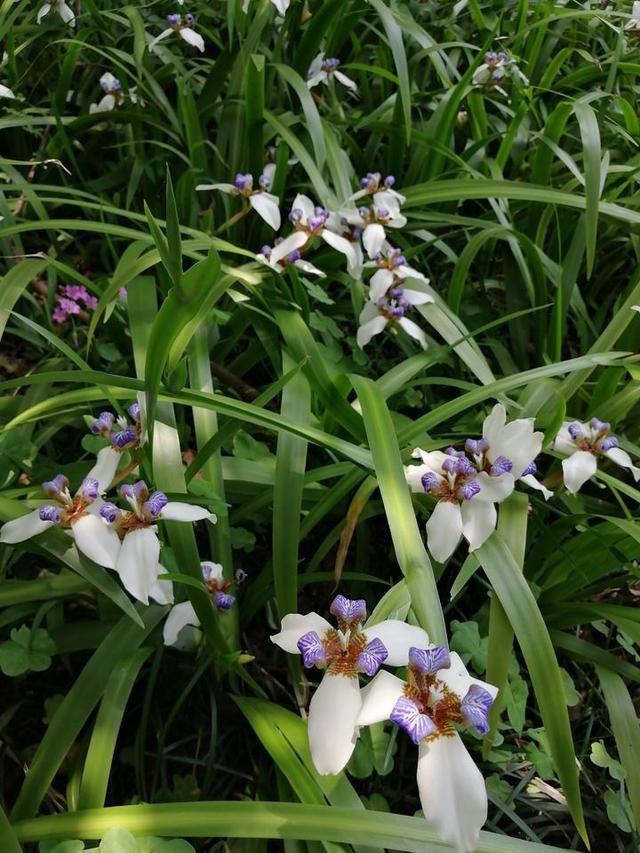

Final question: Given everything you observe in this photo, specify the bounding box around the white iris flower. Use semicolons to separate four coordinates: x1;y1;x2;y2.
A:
271;595;429;775
163;561;235;648
150;13;205;53
357;645;498;853
37;0;75;26
406;405;544;562
196;172;281;231
307;54;357;92
553;417;640;493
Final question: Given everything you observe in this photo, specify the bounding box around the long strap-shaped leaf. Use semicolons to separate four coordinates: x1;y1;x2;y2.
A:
350;375;446;646
596;666;640;829
11;801;570;852
476;534;588;847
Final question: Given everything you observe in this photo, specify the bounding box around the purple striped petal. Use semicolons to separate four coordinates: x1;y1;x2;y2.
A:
356;637;388;676
143;490;168;518
461;684;494;735
90;412;115;434
390;696;437;744
99;502;121;524
330;595;366;625
42;474;69;499
600;436;619;451
489;456;513;476
38;505;61;523
111;426;138;450
408;646;450;675
77;478;100;501
214;591;235;611
297;631;327;669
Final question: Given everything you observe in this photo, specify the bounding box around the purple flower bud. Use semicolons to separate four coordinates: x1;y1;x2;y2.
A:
185;13;195;25
330;595;366;626
384;175;396;188
484;51;497;63
308;214;326;231
489;455;513;476
445;447;465;457
600;436;619;451
260;245;272;257
567;423;583;441
167;13;180;24
376;208;390;219
357;205;369;217
421;472;440;493
461;684;494;735
39;505;61;523
408;645;450;675
455;457;477;477
128;402;141;423
289;208;303;224
42;474;69;499
441;457;458;474
393;254;406;267
590;417;610;434
100;502;121;524
389;287;404;298
521;460;537;476
143;490;168;518
259;174;271;190
214;591;235;610
459;479;481;500
201;561;217;582
351;225;363;240
389;306;404;318
77;478;100;501
287;250;302;263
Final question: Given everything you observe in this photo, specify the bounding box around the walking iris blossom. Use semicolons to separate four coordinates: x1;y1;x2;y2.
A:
472;51;527;94
90;72;131;113
357;246;433;348
86;401;145;493
307;54;357;92
265;194;359;272
37;0;75;25
271;595;429;775
553;418;640;493
406;405;545;562
151;13;205;53
357;646;498;852
163;561;235;647
196;172;281;230
99;480;215;605
0;474;120;569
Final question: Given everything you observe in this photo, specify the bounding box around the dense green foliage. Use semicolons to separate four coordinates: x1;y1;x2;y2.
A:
1;0;640;851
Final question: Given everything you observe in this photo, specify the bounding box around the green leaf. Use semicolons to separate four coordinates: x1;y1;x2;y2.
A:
0;257;49;340
349;374;446;646
596;666;640;830
0;624;55;676
590;741;625;782
476;533;588;846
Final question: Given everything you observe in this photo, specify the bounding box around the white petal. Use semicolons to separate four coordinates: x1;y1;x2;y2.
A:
180;28;205;52
160;502;214;522
306;70;327;89
272;0;290;15
460;500;497;552
269;231;308;266
369;268;394;301
149;29;173;49
320;229;358;270
363;223;386;258
562;450;597;493
71;514;121;569
333;70;358;91
249;192;281;230
308;674;361;775
438;652;498;702
473;470;515;503
202;560;223;582
271;612;332;653
410;449;450;471
347;242;363;280
482;409;543;478
374;189;405;210
520;473;553;500
116;527;161;605
294;259;325;277
604;446;640;481
357;315;387;348
85;446;120;493
364;620;429;666
357;670;406;726
402;288;434;306
58;1;75;24
417;734;488;852
0;509;55;543
291;193;315;224
426;501;463;563
37;3;51;21
481;403;506;446
163;601;200;646
195;183;236;194
398;317;428;349
262;163;276;185
0;84;15;99
99;72;118;90
553;422;581;457
148;562;174;605
307;54;324;78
